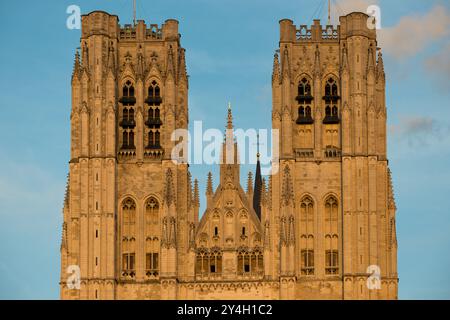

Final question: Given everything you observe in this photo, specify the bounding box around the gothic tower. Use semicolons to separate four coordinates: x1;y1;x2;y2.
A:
60;11;191;299
270;13;398;299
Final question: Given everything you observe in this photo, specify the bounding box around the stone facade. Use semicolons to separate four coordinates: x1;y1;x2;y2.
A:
60;10;398;300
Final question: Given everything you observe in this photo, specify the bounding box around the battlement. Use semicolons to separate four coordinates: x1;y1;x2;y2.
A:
118;19;179;41
296;20;339;42
279;12;376;43
81;11;179;41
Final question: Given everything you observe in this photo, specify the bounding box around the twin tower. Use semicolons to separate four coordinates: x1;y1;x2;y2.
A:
60;10;398;300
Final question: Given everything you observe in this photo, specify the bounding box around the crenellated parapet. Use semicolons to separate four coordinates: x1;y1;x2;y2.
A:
279;12;376;44
280;18;339;43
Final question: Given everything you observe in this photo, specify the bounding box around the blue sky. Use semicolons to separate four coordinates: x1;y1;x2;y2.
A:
0;0;449;299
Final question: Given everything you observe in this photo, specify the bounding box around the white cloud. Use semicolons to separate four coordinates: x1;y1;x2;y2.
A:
425;43;450;81
390;116;450;147
378;5;450;59
333;0;378;18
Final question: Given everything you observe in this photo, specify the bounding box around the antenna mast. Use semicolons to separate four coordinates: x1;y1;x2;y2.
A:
327;0;331;25
133;0;136;26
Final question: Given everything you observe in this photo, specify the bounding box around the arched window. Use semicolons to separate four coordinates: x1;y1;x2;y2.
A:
297;78;312;97
196;249;208;276
145;197;159;227
296;77;314;124
145;197;160;278
148;131;154;148
120;106;136;133
323;78;340;124
324;78;338;98
301;249;314;275
325;196;338;223
324;196;339;275
155;131;160;147
196;248;223;278
237;248;263;276
300;196;314;275
119;81;136;150
121;198;136;278
120;80;136;106
252;248;264;275
300;196;314;222
128;131;135;149
209;249;222;274
145;81;163;148
325;249;339;275
146;80;162;106
237;249;250;274
147;130;161;149
122;131;129;149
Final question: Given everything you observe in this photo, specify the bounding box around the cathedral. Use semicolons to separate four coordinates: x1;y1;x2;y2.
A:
60;10;398;300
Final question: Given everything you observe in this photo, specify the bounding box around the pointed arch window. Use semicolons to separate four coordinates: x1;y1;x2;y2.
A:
145;197;160;278
120;129;135;150
209;248;222;274
237;248;263;276
122;131;129;149
237;249;251;274
145;107;162;128
196;248;223;278
323;78;340;124
324;78;338;98
147;129;161;149
146;80;162;106
296;78;313;101
300;196;315;275
145;80;163;126
119;80;136;105
325;250;339;275
145;80;163;151
325;196;338;223
301;249;314;275
324;196;339;275
296;77;314;124
119;81;136;151
120;106;136;130
121;198;136;279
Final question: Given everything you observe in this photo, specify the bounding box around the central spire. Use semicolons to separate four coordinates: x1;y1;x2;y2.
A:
220;102;240;184
227;102;233;130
